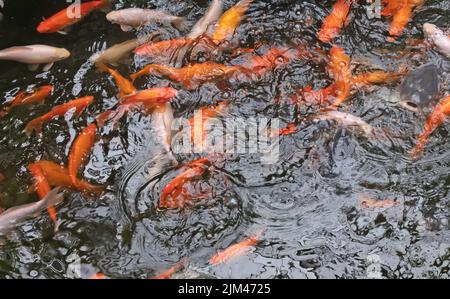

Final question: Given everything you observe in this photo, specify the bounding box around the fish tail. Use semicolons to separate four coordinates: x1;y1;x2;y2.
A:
76;179;105;196
172;17;189;31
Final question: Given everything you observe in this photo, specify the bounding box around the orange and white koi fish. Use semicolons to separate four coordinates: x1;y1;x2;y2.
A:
189;101;229;150
152;258;188;279
410;95;450;158
28;163;58;228
210;231;262;265
97;63;136;98
1;85;53;117
37;0;110;34
160;157;211;209
211;0;253;42
68;124;98;193
318;0;353;43
34;160;104;196
130;62;247;90
359;194;400;209
328;46;352;107
25;96;94;134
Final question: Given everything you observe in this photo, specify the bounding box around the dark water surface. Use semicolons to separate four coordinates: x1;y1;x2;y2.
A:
0;0;449;279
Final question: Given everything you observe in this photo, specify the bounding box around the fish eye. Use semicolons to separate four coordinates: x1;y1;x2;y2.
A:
276;56;285;63
339;61;347;67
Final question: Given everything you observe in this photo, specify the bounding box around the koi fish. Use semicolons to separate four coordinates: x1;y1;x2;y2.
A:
25;96;94;134
211;0;253;42
312;109;374;137
1;85;53;117
298;85;336;107
423;23;450;58
189;101;229;150
359;194;400;209
188;0;224;39
37;0;110;34
210;231;262;265
151;102;175;153
385;0;426;40
278;123;298;136
318;0;353;43
0;45;70;71
0;187;63;236
152;258;188;279
328;46;352;107
134;38;193;59
410;95;450;158
352;70;405;86
160;157;211;209
130;62;247;90
89;273;107;279
28;163;58;228
91;34;156;66
68;124;98;192
96;63;136;98
121;87;178;108
33;160;104;196
106;8;187;32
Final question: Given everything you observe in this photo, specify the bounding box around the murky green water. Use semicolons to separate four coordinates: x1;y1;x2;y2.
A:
0;0;449;279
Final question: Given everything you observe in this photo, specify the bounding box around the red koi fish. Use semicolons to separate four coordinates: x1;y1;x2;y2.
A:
68;124;99;194
189;101;229;150
410;95;450;158
328;46;352;107
160;157;211;209
25;96;94;134
1;85;53;117
97;63;136;98
37;0;110;34
152;258;188;279
130;62;247;90
34;160;103;196
28;163;58;228
318;0;353;43
210;231;262;265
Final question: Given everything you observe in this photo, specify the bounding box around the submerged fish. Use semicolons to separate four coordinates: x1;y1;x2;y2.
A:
152;258;188;279
151;102;175;153
1;85;53;117
188;0;224;39
210;231;262;265
96;63;136;98
423;23;450;58
312;110;374;137
106;8;187;32
359;194;400;209
210;0;253;42
37;0;110;34
384;0;426;40
410;95;450;158
25;96;94;134
318;0;353;43
328;46;352;107
0;45;70;71
0;187;63;236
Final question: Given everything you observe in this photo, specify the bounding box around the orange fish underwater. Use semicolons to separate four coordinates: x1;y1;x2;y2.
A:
328;46;352;107
68;124;99;193
160;157;211;209
152;258;188;279
211;0;254;42
28;163;58;228
1;85;53;117
97;63;136;98
210;231;262;265
25;96;94;134
410;95;450;158
383;0;426;40
318;0;353;43
134;38;193;58
359;194;400;209
37;0;110;34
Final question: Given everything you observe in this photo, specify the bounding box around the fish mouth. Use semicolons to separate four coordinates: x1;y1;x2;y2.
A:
105;12;118;23
57;48;71;59
400;100;419;113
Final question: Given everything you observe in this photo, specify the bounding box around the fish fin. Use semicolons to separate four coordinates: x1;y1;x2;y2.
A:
57;29;69;35
42;187;64;207
27;64;40;71
76;180;105;197
172;17;189;31
42;62;54;71
24;119;43;136
120;25;134;32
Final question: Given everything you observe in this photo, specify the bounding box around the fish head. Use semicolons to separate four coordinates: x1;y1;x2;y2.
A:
37;21;53;33
423;23;443;40
106;11;121;24
330;46;350;67
54;48;71;61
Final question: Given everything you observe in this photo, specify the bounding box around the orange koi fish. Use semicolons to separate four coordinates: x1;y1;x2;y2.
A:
152;258;188;279
28;163;58;228
278;123;298;136
34;160;103;196
89;273;107;279
210;231;262;265
97;63;136;98
328;46;352;107
189;101;229;150
211;0;254;42
68;124;98;192
160;157;211;209
352;70;405;86
130;62;246;90
381;0;405;17
298;85;336;107
25;96;94;134
1;85;53;117
318;0;353;43
384;0;426;40
410;95;450;158
37;0;109;34
134;38;193;58
360;194;400;209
